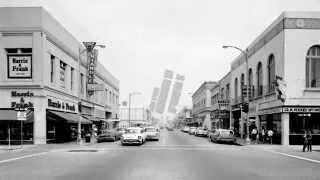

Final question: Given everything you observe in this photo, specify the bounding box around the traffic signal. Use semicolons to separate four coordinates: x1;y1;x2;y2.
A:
241;103;249;113
274;76;286;103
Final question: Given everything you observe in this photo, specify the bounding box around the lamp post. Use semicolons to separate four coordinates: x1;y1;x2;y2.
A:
223;45;250;144
128;92;141;127
77;42;105;145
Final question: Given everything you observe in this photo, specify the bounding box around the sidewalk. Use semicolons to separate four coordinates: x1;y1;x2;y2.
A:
248;144;320;162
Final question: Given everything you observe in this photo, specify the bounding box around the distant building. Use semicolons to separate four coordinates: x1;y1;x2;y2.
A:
149;87;160;112
167;74;185;114
119;107;151;128
155;70;174;114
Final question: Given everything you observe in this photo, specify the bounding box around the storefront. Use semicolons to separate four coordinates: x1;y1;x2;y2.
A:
231;104;241;137
285;106;320;145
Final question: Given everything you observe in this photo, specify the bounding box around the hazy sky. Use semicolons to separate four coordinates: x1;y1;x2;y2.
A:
1;0;320;109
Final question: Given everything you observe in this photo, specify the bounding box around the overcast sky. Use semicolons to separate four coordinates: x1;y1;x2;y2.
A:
1;0;320;109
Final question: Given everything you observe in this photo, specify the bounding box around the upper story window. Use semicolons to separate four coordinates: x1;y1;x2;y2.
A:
226;84;230;99
234;78;238;101
6;48;32;79
70;67;74;91
267;54;275;92
220;88;224;99
80;73;84;94
306;45;320;88
248;68;253;98
50;55;55;83
59;61;67;88
257;62;263;96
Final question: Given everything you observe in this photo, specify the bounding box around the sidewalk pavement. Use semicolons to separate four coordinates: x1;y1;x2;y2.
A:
0;141;95;162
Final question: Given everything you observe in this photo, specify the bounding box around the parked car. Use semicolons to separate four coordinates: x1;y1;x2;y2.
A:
121;127;146;145
208;129;236;143
97;129;121;142
194;127;208;137
182;126;190;133
144;126;160;141
188;127;197;135
117;128;126;136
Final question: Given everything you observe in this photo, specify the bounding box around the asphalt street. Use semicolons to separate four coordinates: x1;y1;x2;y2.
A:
0;130;319;180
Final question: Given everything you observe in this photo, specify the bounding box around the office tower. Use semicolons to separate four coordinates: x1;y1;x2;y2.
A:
149;87;160;112
155;70;174;114
167;74;185;114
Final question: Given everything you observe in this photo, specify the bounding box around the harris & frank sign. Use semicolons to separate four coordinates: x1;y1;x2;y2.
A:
7;54;32;78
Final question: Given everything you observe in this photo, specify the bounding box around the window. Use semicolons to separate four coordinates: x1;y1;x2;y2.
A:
70;67;74;90
268;54;275;92
80;73;84;94
240;73;245;99
226;84;230;99
257;62;263;96
306;45;320;88
50;55;55;83
248;68;253;98
220;88;224;99
234;78;238;102
59;61;67;88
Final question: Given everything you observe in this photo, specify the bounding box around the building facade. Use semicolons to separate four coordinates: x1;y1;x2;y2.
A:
119;107;151;128
228;12;320;145
192;81;217;129
0;7;119;144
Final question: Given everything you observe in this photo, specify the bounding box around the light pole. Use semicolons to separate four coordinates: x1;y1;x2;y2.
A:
77;42;105;145
223;45;250;144
128;92;141;127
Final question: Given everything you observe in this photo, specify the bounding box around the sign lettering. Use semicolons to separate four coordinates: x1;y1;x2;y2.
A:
8;54;32;78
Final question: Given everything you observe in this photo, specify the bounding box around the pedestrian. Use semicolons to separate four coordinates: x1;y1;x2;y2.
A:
302;130;308;152
267;129;274;144
307;130;312;152
261;127;266;144
251;127;258;144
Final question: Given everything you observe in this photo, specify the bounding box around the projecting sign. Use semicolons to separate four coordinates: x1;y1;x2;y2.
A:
7;54;32;78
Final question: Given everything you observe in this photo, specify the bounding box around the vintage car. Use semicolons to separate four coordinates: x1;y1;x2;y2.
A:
121;127;146;145
194;127;208;137
208;129;236;144
97;129;121;142
144;126;160;141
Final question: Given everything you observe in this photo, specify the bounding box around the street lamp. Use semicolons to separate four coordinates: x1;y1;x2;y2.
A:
128;92;141;127
77;42;105;145
223;45;250;144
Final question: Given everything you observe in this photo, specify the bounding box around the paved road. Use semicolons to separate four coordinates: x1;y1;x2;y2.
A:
0;130;319;180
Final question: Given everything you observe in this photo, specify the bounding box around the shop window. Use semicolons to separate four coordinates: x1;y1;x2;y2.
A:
290;113;320;134
306;45;320;88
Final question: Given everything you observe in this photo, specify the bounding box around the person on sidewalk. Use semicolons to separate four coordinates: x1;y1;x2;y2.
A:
251;128;258;144
267;129;274;144
307;130;312;152
261;127;266;144
303;130;308;152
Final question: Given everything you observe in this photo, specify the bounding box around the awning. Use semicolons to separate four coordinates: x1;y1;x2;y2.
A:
48;111;92;124
0;109;33;121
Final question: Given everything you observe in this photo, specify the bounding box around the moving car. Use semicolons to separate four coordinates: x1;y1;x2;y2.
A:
144;126;160;141
208;129;236;143
97;129;121;142
194;127;208;137
188;127;197;135
121;127;146;145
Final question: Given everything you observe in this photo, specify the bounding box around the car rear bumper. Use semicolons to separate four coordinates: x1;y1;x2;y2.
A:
146;135;159;140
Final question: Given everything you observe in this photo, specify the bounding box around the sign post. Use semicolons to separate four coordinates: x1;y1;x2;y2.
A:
14;97;28;149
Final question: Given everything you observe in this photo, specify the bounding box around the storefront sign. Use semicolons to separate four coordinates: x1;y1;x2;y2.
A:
11;97;33;110
7;54;32;78
11;91;34;97
282;107;320;113
17;111;27;121
48;98;76;112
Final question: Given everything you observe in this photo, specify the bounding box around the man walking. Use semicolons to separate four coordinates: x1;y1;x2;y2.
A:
267;129;274;144
307;130;312;152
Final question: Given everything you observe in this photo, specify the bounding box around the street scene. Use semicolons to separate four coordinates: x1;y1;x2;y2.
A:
1;0;320;179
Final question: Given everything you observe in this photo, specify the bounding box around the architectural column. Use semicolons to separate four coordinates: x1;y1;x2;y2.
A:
281;112;290;145
33;99;46;144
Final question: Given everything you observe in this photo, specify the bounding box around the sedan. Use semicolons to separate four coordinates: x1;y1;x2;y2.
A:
144;126;160;141
194;127;208;137
97;129;120;142
208;129;236;144
121;127;146;145
188;127;197;135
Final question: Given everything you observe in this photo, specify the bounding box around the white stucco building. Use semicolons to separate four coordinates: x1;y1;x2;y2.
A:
228;11;320;145
0;7;119;144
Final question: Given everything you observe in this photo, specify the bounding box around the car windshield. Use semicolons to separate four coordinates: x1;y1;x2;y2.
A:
125;129;140;134
145;128;156;132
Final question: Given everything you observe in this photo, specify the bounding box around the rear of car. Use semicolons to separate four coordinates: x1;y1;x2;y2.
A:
144;127;160;141
97;130;117;142
195;127;208;137
209;129;235;143
188;127;197;135
182;126;190;133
